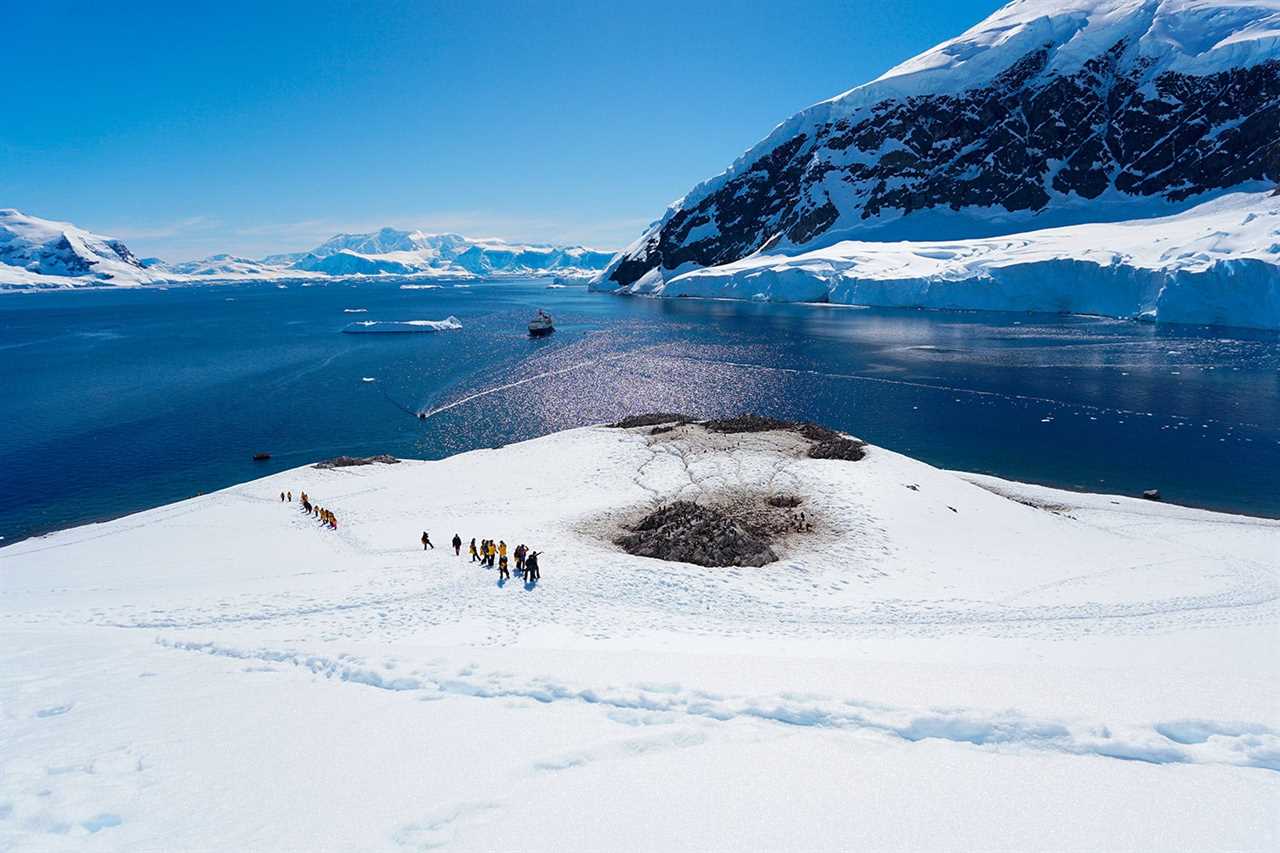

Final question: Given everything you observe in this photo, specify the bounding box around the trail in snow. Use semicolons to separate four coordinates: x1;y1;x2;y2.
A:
158;637;1280;772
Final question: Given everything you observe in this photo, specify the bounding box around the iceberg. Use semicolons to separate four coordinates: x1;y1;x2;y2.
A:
341;316;463;334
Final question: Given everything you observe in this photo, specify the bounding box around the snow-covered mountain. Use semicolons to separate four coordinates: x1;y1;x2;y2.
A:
0;215;614;289
0;209;163;287
290;228;615;278
162;254;292;277
595;0;1280;327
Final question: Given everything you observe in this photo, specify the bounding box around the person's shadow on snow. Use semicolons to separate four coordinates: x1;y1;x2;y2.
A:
523;580;537;591
497;577;507;588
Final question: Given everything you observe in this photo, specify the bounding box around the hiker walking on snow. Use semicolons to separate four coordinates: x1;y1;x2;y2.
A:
452;533;462;555
280;491;285;502
469;538;479;562
421;531;434;550
525;550;541;582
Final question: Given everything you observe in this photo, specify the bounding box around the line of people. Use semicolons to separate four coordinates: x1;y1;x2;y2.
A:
468;537;540;581
294;490;337;530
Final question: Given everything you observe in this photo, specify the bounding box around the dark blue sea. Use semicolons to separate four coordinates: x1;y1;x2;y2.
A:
2;279;1278;543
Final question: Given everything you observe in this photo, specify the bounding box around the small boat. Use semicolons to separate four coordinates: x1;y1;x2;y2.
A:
252;452;272;461
528;309;554;337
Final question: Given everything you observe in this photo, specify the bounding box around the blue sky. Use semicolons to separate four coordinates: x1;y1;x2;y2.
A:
3;0;1001;260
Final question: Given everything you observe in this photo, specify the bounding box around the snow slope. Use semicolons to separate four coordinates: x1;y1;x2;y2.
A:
2;422;1276;851
606;190;1280;329
596;0;1280;328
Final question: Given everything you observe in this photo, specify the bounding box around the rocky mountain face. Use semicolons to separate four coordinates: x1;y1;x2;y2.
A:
601;0;1280;290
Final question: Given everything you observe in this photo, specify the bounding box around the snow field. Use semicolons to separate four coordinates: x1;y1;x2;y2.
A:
2;424;1277;850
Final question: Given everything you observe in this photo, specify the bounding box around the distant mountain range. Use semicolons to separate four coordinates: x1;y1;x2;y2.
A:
593;0;1280;329
0;212;615;289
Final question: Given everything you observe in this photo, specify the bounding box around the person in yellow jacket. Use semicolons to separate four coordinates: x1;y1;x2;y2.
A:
487;540;497;567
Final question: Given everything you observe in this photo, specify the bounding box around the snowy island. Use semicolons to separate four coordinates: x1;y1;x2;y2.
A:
2;418;1276;850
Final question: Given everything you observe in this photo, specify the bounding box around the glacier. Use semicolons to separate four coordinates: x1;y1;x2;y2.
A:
596;190;1280;329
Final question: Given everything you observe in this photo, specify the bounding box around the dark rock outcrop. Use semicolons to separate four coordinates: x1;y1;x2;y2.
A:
615;500;778;567
313;454;400;469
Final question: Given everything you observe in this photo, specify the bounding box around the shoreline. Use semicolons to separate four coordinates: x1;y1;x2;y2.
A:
6;425;1279;552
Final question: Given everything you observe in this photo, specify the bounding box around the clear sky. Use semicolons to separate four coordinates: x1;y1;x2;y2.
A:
3;0;1002;260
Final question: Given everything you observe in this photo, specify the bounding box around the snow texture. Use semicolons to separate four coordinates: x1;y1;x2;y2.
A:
2;423;1277;851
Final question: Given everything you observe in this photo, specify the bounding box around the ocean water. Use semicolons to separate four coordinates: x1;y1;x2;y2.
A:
2;279;1278;543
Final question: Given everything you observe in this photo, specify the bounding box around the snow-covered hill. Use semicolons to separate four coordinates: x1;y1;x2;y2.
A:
596;0;1280;327
2;421;1277;849
0;215;614;290
605;189;1280;328
0;209;164;288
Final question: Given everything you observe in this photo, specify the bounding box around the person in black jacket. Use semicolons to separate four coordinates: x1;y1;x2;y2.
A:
421;531;434;550
524;550;540;581
451;533;462;555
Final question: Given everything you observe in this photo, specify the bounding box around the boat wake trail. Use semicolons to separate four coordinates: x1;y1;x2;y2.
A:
415;350;642;422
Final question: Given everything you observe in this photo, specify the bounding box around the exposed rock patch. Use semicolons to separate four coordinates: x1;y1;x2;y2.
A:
599;417;849;567
608;413;695;429
313;454;401;470
615;500;778;567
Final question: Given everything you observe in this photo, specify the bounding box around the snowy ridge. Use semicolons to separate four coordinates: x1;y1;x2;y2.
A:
604;190;1280;329
598;0;1280;329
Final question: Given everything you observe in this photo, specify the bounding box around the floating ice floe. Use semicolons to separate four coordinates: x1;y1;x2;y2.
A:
341;316;462;334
